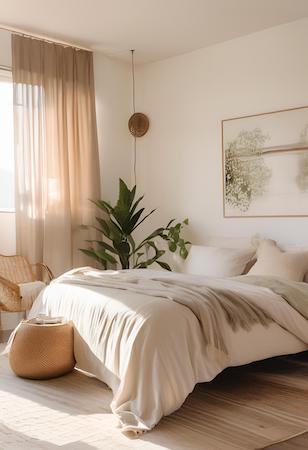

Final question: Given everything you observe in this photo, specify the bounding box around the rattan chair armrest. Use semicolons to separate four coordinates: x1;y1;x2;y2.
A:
32;263;54;282
0;275;20;297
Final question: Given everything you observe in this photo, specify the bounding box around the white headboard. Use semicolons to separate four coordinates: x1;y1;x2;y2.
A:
205;236;253;249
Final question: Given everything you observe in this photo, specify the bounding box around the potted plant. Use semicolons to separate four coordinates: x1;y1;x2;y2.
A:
80;179;190;270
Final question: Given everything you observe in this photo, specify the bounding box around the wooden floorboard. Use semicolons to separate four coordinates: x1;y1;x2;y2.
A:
263;431;308;449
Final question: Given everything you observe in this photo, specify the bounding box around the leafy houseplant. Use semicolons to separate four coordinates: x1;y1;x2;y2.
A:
80;179;190;271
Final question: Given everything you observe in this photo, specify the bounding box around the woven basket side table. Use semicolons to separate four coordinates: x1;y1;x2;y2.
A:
9;320;75;380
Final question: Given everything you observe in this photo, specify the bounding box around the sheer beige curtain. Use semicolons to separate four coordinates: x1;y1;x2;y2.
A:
12;34;100;275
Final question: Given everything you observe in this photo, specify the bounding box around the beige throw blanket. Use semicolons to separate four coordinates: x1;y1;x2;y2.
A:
55;268;272;359
235;275;308;319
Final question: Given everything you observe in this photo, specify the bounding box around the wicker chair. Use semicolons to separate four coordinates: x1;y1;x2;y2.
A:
0;255;54;312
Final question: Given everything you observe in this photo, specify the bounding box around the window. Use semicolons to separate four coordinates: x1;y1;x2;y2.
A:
0;68;14;212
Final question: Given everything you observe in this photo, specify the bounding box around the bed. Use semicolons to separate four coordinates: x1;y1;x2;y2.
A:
28;266;308;434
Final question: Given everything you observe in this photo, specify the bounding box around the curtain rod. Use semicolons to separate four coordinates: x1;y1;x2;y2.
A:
0;24;92;52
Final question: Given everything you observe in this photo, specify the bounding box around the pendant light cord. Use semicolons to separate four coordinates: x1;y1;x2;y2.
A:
131;49;137;186
131;49;136;114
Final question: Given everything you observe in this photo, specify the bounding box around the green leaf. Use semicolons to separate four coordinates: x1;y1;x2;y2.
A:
132;208;156;232
126;208;145;234
136;250;165;268
91;199;114;215
133;252;145;268
96;217;110;237
168;242;177;252
129;195;144;218
141;227;165;243
166;219;175;228
180;247;188;259
92;225;108;236
85;240;118;254
135;240;165;268
108;220;123;240
80;248;107;269
156;261;172;271
119;179;134;206
80;248;99;260
133;227;165;254
94;249;117;264
114;241;130;256
127;235;136;253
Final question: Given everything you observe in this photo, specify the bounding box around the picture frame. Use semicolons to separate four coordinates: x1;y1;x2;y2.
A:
222;105;308;218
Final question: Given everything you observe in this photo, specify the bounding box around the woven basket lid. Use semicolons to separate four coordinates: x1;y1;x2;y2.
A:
128;112;149;137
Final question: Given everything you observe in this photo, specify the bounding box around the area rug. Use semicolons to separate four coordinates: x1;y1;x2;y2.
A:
1;350;308;450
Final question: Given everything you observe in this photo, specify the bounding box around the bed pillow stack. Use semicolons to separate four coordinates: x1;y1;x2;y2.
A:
248;239;308;282
184;245;255;277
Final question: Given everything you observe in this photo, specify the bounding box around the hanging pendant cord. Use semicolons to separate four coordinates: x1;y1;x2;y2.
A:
131;49;137;186
131;49;136;114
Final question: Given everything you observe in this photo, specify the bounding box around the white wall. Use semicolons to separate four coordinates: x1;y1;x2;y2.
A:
135;18;308;246
94;53;132;203
0;29;11;67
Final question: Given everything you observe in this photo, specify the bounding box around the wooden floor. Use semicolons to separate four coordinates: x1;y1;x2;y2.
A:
261;352;308;450
1;349;308;449
263;431;308;449
260;352;308;450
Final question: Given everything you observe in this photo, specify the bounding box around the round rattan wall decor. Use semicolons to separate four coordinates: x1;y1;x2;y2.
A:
128;112;149;137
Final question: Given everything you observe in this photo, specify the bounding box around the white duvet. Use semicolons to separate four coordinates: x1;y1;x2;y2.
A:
29;269;308;434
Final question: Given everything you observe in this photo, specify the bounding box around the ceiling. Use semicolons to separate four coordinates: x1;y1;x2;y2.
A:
1;0;308;63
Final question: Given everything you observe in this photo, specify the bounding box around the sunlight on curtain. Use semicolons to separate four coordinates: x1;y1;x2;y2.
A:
14;83;45;221
0;70;14;212
12;35;101;275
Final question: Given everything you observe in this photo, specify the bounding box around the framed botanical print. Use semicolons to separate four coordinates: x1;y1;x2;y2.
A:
222;106;308;217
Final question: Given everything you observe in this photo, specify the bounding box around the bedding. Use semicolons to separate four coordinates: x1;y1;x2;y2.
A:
29;268;308;434
184;245;255;277
248;239;308;281
284;245;308;283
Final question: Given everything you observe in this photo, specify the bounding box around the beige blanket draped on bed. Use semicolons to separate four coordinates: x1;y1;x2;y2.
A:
56;268;275;357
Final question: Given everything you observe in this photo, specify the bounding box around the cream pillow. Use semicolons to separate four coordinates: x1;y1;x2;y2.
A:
248;239;308;282
284;246;308;282
184;245;255;277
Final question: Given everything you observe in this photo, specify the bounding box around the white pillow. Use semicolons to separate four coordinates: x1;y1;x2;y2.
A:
184;245;255;277
248;239;308;282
